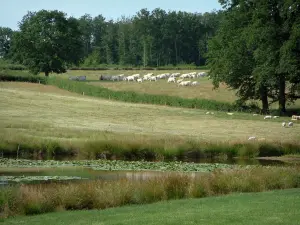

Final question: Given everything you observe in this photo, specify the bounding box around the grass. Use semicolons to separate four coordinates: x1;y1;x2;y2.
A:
64;69;300;111
65;69;237;102
1;166;300;219
3;189;299;225
1;82;300;159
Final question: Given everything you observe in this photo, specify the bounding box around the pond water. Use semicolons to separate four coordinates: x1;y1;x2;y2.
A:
0;167;205;185
0;157;293;185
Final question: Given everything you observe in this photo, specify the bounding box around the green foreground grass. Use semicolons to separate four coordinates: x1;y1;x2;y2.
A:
3;188;300;225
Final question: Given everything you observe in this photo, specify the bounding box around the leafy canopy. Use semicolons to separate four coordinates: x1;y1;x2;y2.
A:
11;10;84;76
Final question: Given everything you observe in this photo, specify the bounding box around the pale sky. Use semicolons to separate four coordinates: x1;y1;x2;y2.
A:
0;0;221;30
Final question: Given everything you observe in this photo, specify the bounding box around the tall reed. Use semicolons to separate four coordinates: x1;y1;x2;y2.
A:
1;166;299;218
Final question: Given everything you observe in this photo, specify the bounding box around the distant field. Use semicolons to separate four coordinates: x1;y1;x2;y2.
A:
63;70;300;110
4;188;300;225
1;82;299;144
63;69;238;103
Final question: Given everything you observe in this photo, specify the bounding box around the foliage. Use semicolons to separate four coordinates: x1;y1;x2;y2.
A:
0;27;13;58
208;0;300;114
0;59;26;70
10;10;84;76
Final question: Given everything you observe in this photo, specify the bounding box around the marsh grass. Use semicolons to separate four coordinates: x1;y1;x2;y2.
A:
1;166;299;218
1;135;300;160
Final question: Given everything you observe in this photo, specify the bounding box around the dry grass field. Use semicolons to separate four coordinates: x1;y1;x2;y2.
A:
1;82;299;145
63;70;238;103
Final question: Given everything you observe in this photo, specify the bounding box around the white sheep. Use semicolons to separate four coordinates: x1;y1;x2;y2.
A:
191;81;199;86
137;78;143;83
126;76;135;82
167;77;176;83
248;136;256;141
288;122;294;127
227;112;234;116
273;116;279;119
282;122;286;127
149;76;157;82
264;115;272;119
179;81;191;86
177;79;184;84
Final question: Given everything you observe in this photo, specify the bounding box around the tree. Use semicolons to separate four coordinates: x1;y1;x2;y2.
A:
78;14;93;58
11;10;84;76
0;27;13;58
207;0;300;114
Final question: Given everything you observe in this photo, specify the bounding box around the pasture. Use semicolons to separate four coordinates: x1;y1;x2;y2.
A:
65;69;238;102
64;70;300;110
1;82;300;144
3;189;300;225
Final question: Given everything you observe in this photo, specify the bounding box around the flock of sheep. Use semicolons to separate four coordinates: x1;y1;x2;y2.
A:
99;71;208;86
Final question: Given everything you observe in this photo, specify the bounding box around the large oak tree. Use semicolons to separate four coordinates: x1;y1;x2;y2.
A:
207;0;300;114
11;10;84;76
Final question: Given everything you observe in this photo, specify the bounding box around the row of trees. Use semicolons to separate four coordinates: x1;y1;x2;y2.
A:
208;0;300;114
0;2;299;114
0;9;221;67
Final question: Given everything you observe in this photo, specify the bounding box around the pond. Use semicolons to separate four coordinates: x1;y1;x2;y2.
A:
0;157;294;185
0;167;206;185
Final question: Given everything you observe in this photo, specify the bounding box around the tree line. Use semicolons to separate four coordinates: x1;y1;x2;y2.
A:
0;9;221;67
0;1;299;114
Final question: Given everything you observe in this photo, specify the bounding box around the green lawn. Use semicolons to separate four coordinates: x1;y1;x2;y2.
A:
3;188;300;225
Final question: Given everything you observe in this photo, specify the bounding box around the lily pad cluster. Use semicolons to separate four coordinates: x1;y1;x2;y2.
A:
0;175;86;184
0;158;241;172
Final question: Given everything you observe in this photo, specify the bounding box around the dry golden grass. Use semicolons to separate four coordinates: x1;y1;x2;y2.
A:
62;70;237;103
1;82;299;144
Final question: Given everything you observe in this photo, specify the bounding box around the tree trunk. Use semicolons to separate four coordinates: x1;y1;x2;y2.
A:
260;86;269;114
45;71;49;77
278;77;286;115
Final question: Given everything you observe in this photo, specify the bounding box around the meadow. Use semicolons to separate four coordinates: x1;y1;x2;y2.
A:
1;81;300;160
3;188;300;225
64;70;238;103
1;70;300;222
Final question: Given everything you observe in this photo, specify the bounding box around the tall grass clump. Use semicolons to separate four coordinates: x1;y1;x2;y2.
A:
1;166;299;218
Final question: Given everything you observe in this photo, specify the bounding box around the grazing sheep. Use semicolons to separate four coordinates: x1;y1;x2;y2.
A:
273;116;279;119
77;76;86;81
167;77;176;83
149;76;157;82
137;78;143;83
191;81;199;86
248;136;256;141
70;76;86;81
264;115;272;119
282;122;286;127
292;115;300;120
288;122;294;127
177;79;184;84
179;81;191;86
126;76;135;82
253;114;259;116
227;112;234;115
